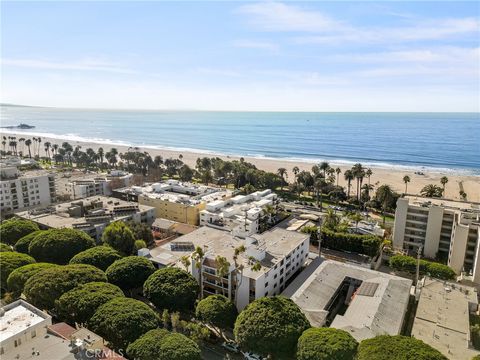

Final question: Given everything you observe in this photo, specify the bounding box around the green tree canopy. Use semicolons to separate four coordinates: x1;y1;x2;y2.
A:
0;218;40;245
88;297;159;350
0;243;12;252
126;329;202;360
7;262;58;295
14;230;44;253
69;245;122;271
195;295;237;331
56;282;124;325
125;221;154;247
357;335;447;360
143;267;199;312
234;296;311;358
28;228;95;264
105;256;155;292
24;264;107;310
0;252;36;290
102;222;136;255
135;240;147;251
296;327;358;360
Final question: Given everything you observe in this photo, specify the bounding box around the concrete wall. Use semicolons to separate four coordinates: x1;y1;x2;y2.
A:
392;198;409;250
424;206;444;258
448;222;470;273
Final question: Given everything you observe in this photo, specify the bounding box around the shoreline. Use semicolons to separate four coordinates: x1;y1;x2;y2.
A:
2;131;479;202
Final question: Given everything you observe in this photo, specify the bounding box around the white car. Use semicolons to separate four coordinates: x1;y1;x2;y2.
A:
221;341;241;354
243;352;264;360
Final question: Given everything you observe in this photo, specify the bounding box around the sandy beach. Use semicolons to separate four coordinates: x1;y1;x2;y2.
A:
2;132;479;202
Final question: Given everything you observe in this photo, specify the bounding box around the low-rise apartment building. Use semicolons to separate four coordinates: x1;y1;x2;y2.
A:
142;226;310;310
16;196;155;242
393;196;480;282
200;189;278;238
0;166;55;214
114;179;231;225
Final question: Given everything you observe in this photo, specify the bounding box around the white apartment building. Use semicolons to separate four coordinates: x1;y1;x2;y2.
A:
393;196;480;282
144;226;310;310
0;166;55;214
0;300;52;356
200;189;278;238
63;170;132;200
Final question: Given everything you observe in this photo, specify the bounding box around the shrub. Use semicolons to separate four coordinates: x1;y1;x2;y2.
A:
28;228;95;264
127;329;202;360
14;230;44;253
389;255;455;280
56;282;124;324
0;252;36;290
321;228;382;257
0;243;12;252
297;327;358;360
88;297;159;350
234;296;311;358
24;264;107;310
0;218;39;245
7;262;58;294
102;222;136;255
357;335;447;360
471;323;480;350
135;240;147;251
143;267;199;312
69;245;122;271
106;256;155;292
196;295;237;331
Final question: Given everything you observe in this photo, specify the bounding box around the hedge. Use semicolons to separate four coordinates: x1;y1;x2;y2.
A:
321;228;382;257
389;255;456;280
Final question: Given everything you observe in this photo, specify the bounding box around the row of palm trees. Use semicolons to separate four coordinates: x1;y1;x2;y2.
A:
2;136;48;159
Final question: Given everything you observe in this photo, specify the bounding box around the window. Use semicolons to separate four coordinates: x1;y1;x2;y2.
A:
265;282;269;287
274;283;277;288
280;277;284;284
274;274;277;279
280;269;284;275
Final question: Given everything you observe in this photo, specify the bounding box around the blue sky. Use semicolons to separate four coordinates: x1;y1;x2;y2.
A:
1;1;479;111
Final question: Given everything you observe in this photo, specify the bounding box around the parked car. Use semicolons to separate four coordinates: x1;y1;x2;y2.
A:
222;341;241;354
244;352;264;360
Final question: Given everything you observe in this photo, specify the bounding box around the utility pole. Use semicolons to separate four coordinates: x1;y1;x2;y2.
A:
415;245;423;286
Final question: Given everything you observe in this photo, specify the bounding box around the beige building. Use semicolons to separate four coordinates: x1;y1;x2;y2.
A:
16;196;155;242
0;166;55;214
412;278;479;360
117;180;231;225
142;226;310;310
393;196;480;282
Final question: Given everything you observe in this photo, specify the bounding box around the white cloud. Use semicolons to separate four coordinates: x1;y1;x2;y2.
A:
233;40;278;51
1;58;137;74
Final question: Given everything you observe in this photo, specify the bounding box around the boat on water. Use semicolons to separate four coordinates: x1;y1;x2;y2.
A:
1;123;35;129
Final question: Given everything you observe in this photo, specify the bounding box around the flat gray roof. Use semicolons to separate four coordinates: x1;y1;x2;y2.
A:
283;258;412;341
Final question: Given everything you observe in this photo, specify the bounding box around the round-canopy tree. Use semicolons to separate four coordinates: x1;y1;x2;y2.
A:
297;327;358;360
0;243;12;252
234;296;311;358
0;252;36;290
196;295;237;333
28;228;95;264
24;264;107;310
127;329;202;360
105;256;155;293
7;262;58;295
357;335;447;360
143;267;199;312
56;282;124;325
69;246;122;271
102;222;135;255
14;230;44;253
88;297;159;350
0;218;39;245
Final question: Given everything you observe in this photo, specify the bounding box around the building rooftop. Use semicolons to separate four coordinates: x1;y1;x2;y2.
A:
0;301;50;343
282;258;412;341
412;278;479;360
404;195;480;213
16;195;154;229
146;226;309;279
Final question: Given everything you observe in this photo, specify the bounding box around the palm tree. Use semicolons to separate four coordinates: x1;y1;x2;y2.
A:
215;255;230;297
440;176;448;196
52;143;59;157
335;167;341;186
192;246;205;299
97;147;104;164
366;168;373;186
292;166;300;183
319;161;330;178
403;175;411;194
1;140;6;153
344;170;354;198
352;163;365;202
232;245;246;304
376;184;394;225
25;139;32;158
349;212;363;230
18;138;25;156
277;168;287;190
44;142;51;160
314;178;324;210
421;184;443;198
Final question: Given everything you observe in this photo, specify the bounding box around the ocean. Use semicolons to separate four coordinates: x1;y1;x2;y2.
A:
1;105;479;174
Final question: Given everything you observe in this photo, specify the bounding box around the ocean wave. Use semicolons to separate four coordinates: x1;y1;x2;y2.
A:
1;128;479;176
